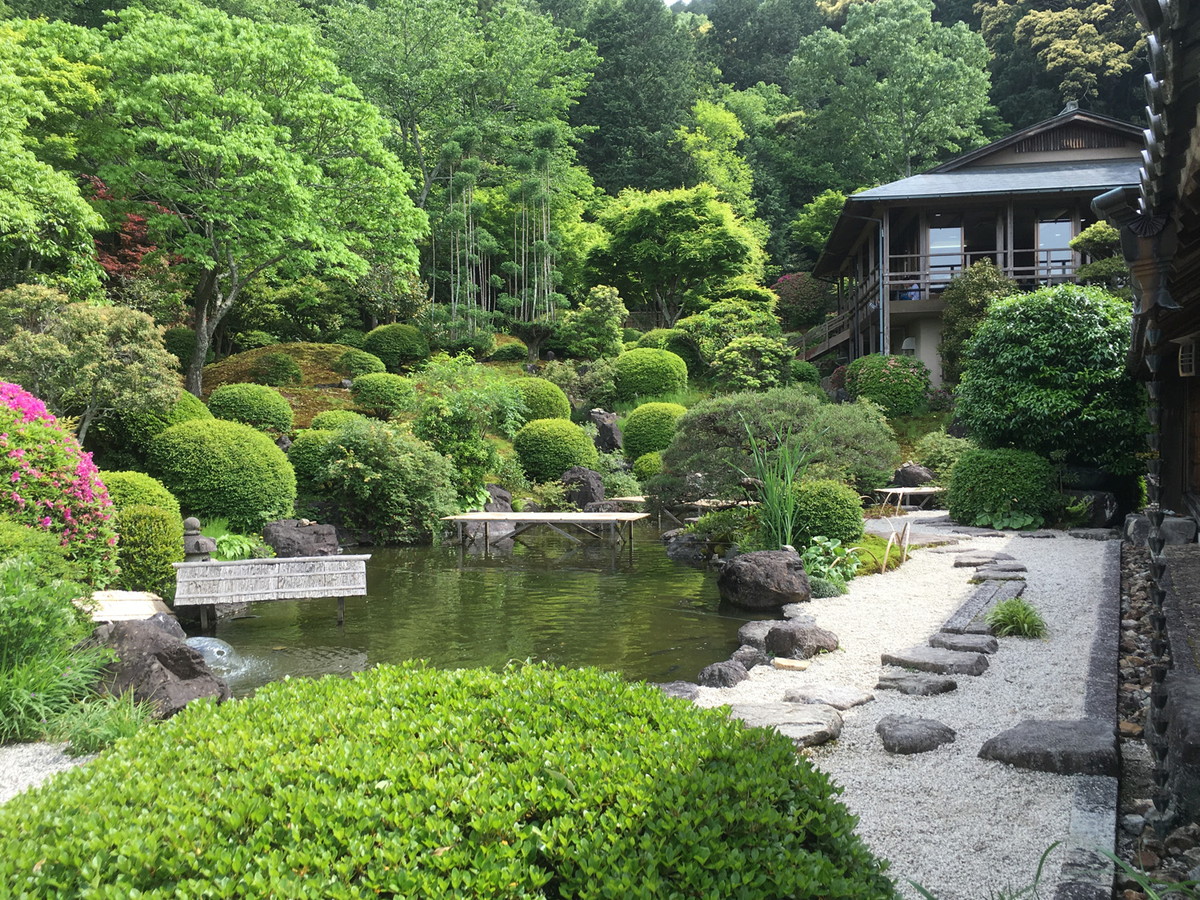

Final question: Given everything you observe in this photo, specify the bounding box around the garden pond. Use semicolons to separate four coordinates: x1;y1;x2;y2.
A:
199;524;770;696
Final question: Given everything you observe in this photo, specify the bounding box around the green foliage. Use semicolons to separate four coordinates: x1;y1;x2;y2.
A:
207;382;294;436
52;689;155;757
789;191;847;269
632;451;663;482
350;372;416;420
0;516;82;585
613;348;688;403
674;300;782;366
163;327;198;369
113;504;184;599
801;537;863;589
938;259;1019;385
363;323;430;372
413;397;497;504
196;518;275;562
623;402;687;462
986;598;1048;638
237;330;279;351
956;285;1147;473
0;646;112;744
803;401;900;494
636;329;674;350
689;506;757;546
914;431;975;482
514;377;571;422
808;576;848;598
558;285;628;359
792;480;865;547
309;410;369;431
513;419;599;483
772;270;839;333
334;348;387;378
0;555;90;673
1072;222;1129;294
0;663;894;897
248;351;303;387
844;354;931;418
411;353;527;440
304;420;458;544
288;429;337;494
622;328;643;343
105;390;212;465
541;358;619;412
712;334;793;392
147;418;297;533
490;341;529;362
590;451;641;500
98;470;180;519
325;327;367;349
947;448;1057;531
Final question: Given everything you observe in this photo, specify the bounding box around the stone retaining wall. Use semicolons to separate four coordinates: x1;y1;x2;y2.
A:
1157;546;1200;826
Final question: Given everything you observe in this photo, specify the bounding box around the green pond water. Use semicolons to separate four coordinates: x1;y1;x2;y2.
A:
207;524;771;696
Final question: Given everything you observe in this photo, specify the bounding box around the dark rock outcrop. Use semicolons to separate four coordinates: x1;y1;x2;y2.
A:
263;519;339;557
717;549;811;610
662;529;708;566
892;463;935;487
561;466;605;508
697;659;749;687
731;644;770;669
763;621;839;659
589;409;623;453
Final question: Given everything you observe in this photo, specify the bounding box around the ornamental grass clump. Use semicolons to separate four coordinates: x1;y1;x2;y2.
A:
986;597;1048;638
0;663;895;898
739;418;811;551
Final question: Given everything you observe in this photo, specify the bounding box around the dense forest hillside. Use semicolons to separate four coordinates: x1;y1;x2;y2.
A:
0;0;1145;378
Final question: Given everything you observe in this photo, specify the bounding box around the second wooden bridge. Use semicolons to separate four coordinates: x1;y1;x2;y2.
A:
443;511;650;547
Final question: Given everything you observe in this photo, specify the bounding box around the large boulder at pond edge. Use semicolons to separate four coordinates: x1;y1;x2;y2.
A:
484;484;513;513
263;519;339;557
764;621;839;659
717;549;811;610
82;617;231;718
561;466;605;508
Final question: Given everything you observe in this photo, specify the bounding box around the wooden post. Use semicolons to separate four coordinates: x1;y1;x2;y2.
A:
338;597;345;626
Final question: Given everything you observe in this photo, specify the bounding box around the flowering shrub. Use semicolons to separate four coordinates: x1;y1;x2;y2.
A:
844;354;931;417
0;383;118;586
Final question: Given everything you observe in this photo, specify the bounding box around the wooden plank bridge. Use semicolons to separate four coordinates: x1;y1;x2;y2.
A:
442;511;650;547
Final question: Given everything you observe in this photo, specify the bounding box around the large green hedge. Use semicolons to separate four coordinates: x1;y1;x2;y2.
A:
947;447;1058;530
0;664;894;898
147;419;297;532
513;418;599;483
100;470;181;519
113;504;184;599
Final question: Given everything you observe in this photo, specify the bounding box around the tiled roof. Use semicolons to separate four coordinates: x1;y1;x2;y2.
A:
852;159;1141;201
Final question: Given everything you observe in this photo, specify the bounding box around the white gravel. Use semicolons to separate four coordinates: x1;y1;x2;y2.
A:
0;741;93;805
695;515;1111;900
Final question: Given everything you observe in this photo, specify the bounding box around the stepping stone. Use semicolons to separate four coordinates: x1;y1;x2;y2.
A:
656;681;700;701
876;714;956;754
727;702;843;748
971;568;1027;581
697;659;749;688
780;603;817;622
1067;528;1121;542
881;645;989;676
783;685;874;710
1018;531;1058;539
765;622;839;660
953;552;1016;567
942;579;1025;634
929;632;999;654
978;719;1118;776
876;671;958;695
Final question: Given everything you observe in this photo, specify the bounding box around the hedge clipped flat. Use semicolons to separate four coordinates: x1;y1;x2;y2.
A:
0;664;895;898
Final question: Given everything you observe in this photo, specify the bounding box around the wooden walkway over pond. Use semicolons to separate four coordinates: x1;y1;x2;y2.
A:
443;511;650;547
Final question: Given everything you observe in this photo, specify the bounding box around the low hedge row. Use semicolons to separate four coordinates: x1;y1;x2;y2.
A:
0;664;894;898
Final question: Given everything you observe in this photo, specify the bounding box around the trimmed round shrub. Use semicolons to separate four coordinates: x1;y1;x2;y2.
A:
489;340;529;362
632;450;662;482
335;348;387;378
147;418;297;532
711;335;791;392
947;447;1057;530
350;372;415;419
325;327;367;349
790;358;821;386
914;430;975;481
636;328;673;349
623;402;686;461
622;327;643;343
101;470;180;519
0;663;895;898
207;383;294;435
249;351;302;387
844;354;931;417
235;329;278;350
791;478;864;546
113;390;213;460
288;429;337;493
162;326;196;368
307;420;456;544
514;377;571;422
310;410;369;431
808;575;847;598
363;323;429;371
513;418;599;483
0;382;117;586
613;348;688;402
113;504;184;599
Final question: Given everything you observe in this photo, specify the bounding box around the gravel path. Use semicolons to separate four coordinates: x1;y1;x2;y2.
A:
0;742;93;805
695;515;1111;900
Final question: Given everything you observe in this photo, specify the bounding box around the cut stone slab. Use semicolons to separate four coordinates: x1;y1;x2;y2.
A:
978;719;1118;776
783;685;874;710
1018;531;1058;539
876;671;958;695
1067;528;1121;542
971;567;1028;581
876;714;957;754
727;702;843;748
772;657;810;672
881;645;989;676
953;552;1016;567
942;579;1025;634
929;632;999;654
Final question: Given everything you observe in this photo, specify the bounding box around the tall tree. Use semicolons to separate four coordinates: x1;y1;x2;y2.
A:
96;0;426;396
691;0;825;90
787;0;994;185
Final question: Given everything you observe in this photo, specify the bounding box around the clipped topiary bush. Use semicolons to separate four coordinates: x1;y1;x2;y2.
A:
489;340;529;362
0;663;894;898
844;354;931;418
914;430;975;482
350;372;416;420
633;450;663;482
791;478;864;546
947;447;1057;530
235;330;278;351
310;409;370;431
147;418;297;532
623;402;687;461
110;390;213;462
613;348;688;402
790;358;821;386
514;377;571;422
113;504;184;599
635;328;673;349
207;383;294;435
363;323;429;372
513;418;599;483
287;429;337;493
335;348;387;378
711;335;792;392
249;351;303;387
101;470;180;519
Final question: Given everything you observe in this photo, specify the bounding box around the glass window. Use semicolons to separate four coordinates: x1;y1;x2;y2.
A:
928;218;963;285
1037;218;1074;279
